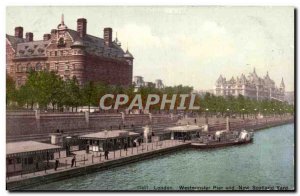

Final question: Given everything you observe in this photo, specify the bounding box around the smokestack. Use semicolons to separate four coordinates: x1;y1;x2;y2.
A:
14;26;23;38
43;34;51;41
103;27;112;46
77;18;87;37
25;32;33;42
51;29;57;36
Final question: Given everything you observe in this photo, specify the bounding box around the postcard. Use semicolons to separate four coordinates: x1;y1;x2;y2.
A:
6;6;295;191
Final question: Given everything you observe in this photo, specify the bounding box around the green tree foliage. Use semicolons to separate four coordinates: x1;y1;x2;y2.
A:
6;75;16;106
7;70;294;115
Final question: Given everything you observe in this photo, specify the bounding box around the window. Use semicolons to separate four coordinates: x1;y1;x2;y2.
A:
26;63;31;72
16;158;21;164
7;158;13;165
55;51;57;56
55;63;59;71
58;37;65;47
17;76;22;86
27;157;33;164
45;63;50;71
21;65;27;72
16;64;21;72
36;63;42;71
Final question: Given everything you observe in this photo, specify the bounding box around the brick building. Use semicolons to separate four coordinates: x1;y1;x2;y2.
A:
6;15;133;87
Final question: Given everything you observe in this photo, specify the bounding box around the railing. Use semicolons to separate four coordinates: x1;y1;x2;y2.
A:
6;140;186;181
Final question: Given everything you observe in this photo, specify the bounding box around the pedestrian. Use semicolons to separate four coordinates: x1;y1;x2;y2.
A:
138;138;141;146
124;143;128;151
104;150;109;160
183;136;186;143
55;159;59;171
71;156;76;167
194;118;197;124
46;151;49;167
86;144;90;154
35;161;39;171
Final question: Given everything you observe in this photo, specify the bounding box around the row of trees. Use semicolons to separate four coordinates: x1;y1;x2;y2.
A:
7;70;294;116
6;70;194;111
200;93;294;117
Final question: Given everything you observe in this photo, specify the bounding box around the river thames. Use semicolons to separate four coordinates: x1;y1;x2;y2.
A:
29;123;294;191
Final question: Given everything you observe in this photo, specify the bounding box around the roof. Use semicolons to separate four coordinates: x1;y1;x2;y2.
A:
6;34;25;51
165;125;202;132
67;29;126;58
6;141;61;156
15;40;50;58
79;130;139;139
6;28;129;60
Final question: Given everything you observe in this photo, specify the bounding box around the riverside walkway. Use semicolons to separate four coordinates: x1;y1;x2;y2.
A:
7;140;190;190
6;115;294;190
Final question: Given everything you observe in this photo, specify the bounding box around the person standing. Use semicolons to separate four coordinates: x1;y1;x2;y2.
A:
71;156;76;167
124;143;128;151
55;159;59;171
104;150;109;160
35;160;39;171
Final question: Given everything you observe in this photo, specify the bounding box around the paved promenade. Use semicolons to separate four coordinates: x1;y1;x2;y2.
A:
7;140;188;184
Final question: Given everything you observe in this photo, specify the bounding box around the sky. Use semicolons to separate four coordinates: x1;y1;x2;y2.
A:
6;6;294;91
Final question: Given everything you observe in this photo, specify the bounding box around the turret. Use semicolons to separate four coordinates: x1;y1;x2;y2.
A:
123;48;134;66
280;78;285;92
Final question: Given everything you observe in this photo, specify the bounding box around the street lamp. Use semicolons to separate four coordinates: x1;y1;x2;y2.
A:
205;108;209;124
226;108;230;118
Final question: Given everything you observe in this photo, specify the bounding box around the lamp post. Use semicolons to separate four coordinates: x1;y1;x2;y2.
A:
226;108;230;116
205;108;209;124
242;108;245;120
264;109;267;122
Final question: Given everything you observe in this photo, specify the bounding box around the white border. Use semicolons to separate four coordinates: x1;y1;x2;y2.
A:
1;0;298;196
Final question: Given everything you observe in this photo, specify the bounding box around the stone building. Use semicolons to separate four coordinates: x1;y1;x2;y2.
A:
6;15;133;87
214;68;285;101
133;76;164;91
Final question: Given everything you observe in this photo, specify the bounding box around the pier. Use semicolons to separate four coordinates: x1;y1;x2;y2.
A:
6;115;293;191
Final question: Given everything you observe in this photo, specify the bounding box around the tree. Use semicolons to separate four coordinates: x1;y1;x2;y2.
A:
64;77;82;112
6;75;16;106
82;81;98;112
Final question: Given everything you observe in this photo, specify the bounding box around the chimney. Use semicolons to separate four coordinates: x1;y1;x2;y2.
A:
43;34;51;41
25;32;33;42
104;27;112;46
77;18;87;37
14;26;23;38
51;29;57;36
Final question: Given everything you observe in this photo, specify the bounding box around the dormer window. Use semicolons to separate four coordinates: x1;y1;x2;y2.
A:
57;37;65;47
38;48;44;53
27;48;34;54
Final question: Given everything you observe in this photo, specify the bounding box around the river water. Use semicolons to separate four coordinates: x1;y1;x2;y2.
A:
29;124;294;191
